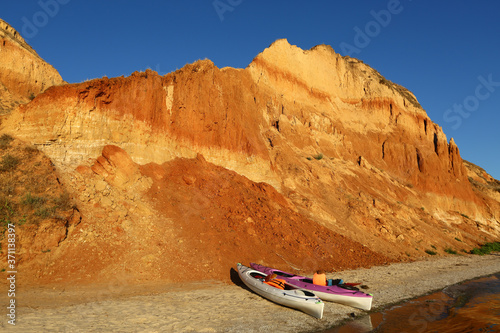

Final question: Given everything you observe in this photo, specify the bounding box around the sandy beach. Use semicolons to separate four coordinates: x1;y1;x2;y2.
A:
2;254;500;332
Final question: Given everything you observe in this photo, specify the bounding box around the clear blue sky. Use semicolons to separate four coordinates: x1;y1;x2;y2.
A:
2;1;500;179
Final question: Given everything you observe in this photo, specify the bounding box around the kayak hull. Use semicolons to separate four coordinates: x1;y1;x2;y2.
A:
237;263;324;319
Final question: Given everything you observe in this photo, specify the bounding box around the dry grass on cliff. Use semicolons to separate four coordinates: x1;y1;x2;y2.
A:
469;177;500;194
0;135;74;233
378;75;421;108
464;160;500;194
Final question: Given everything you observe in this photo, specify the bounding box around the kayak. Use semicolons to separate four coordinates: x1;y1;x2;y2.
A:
251;263;372;310
236;263;324;319
250;263;372;311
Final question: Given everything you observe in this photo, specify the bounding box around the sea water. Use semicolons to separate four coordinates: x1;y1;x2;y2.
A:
326;273;500;333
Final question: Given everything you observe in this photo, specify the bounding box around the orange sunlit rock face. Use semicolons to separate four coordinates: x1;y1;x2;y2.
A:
1;31;498;286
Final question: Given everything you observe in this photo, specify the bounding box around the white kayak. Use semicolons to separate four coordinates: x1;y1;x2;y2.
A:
236;263;324;319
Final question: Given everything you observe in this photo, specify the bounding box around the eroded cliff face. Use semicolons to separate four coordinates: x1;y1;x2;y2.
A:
3;62;280;188
248;40;469;196
1;40;472;196
244;40;496;255
0;19;64;115
1;37;499;285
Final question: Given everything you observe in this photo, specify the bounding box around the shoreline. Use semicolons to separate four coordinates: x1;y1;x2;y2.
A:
2;254;500;332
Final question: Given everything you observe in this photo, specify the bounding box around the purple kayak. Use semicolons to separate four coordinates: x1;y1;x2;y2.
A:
251;263;372;310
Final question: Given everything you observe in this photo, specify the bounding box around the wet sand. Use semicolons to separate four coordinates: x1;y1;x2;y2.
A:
333;275;500;333
2;254;500;332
